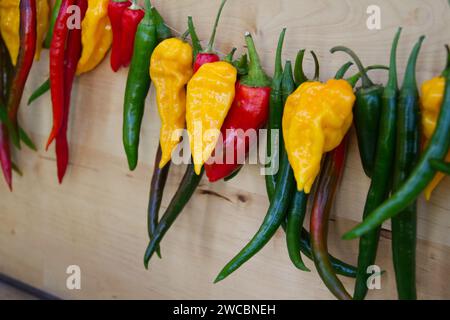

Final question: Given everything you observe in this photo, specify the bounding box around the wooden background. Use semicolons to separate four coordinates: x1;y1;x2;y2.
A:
0;0;449;300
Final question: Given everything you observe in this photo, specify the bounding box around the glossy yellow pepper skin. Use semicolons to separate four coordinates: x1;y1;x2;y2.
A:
283;79;355;193
76;0;112;75
186;61;237;175
0;0;49;65
150;38;193;168
420;76;450;200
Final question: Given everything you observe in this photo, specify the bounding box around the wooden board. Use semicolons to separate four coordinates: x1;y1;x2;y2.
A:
0;0;449;299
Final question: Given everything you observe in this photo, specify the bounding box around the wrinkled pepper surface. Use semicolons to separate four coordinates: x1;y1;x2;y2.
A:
0;0;48;65
420;76;450;200
76;0;112;75
150;38;193;168
282;79;355;193
186;61;237;175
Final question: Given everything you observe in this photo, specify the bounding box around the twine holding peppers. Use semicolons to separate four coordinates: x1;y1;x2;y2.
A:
1;0;449;301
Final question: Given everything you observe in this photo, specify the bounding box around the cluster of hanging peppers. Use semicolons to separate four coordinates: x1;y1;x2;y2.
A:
0;0;41;190
3;0;450;302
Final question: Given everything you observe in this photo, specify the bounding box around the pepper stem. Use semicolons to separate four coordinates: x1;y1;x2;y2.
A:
346;65;389;88
281;61;296;104
144;0;152;12
188;16;202;60
294;50;307;85
335;61;353;80
240;32;271;88
386;28;402;92
330;46;373;88
274;28;287;80
181;29;189;41
311;51;320;81
401;35;425;91
224;47;237;63
205;0;227;53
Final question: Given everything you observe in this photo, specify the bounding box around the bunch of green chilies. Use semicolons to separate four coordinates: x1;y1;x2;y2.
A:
2;1;450;301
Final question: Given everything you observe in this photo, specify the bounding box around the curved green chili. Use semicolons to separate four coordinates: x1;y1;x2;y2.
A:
144;165;204;268
391;35;426;300
353;28;402;300
147;146;170;259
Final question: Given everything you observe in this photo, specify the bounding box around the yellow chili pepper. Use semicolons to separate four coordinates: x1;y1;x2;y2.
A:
420;76;450;200
150;38;193;168
283;79;355;193
76;0;112;75
186;61;237;175
0;0;48;65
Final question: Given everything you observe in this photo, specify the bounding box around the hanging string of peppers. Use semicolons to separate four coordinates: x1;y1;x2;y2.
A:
2;0;450;301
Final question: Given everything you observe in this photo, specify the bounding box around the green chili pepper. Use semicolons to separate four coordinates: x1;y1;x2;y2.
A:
330;46;384;178
391;35;425;300
345;45;450;240
144;164;204;268
283;60;309;272
147;146;170;259
353;28;402;300
123;1;158;171
215;137;295;282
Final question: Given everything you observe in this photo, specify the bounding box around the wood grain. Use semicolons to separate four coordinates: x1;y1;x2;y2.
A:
0;0;449;299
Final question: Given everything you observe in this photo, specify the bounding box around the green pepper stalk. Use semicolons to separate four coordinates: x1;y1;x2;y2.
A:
122;0;158;170
335;62;353;80
353;28;402;300
330;46;384;178
391;35;425;300
294;49;320;85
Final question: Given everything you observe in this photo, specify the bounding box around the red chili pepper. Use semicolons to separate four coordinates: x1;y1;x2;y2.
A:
192;0;227;73
5;0;37;149
108;0;131;72
55;0;88;183
310;136;351;300
205;33;271;182
47;0;76;150
120;1;144;68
